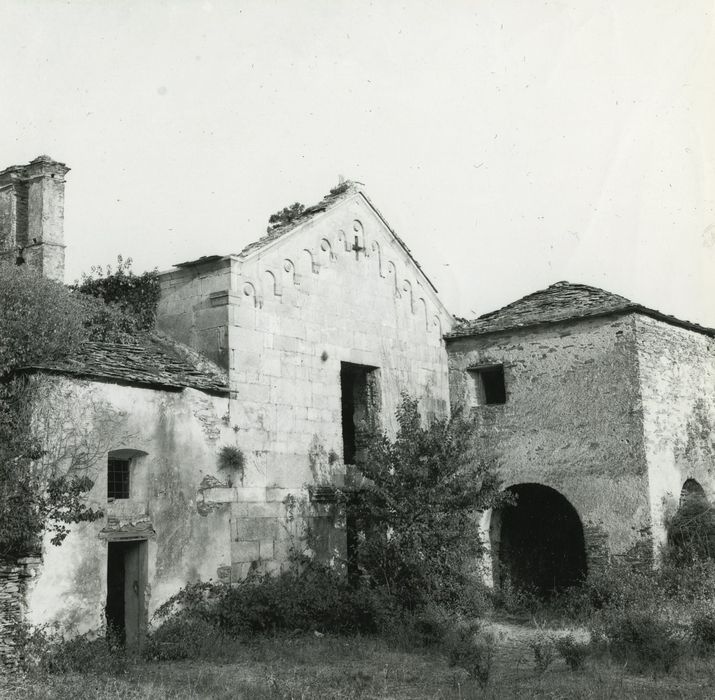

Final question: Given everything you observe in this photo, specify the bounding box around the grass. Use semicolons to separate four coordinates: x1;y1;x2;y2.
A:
3;627;715;700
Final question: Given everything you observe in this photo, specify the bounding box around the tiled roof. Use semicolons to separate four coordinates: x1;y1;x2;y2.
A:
24;334;229;395
447;281;715;339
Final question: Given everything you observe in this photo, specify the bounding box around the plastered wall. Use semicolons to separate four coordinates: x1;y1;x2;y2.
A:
447;314;653;573
635;316;715;557
23;376;231;636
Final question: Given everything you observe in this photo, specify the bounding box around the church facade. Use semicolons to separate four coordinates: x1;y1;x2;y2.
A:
1;156;713;658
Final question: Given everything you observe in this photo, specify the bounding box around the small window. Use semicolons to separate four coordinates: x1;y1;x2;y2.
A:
107;458;130;500
468;365;506;405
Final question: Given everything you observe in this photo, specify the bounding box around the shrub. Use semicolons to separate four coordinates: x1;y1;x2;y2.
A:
599;607;686;673
491;576;541;617
399;603;453;648
691;607;715;653
353;395;505;611
529;634;556;675
446;621;495;689
74;255;161;332
19;625;126;675
153;559;387;640
555;634;590;671
145;616;232;661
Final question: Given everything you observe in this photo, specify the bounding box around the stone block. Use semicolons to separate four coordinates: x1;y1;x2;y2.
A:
231;540;259;563
232;501;283;519
202;487;235;504
231;561;253;580
265;487;294;502
234;487;266;503
235;517;280;540
259;538;275;559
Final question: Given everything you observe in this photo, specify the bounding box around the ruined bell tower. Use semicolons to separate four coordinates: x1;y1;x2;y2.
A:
0;155;70;282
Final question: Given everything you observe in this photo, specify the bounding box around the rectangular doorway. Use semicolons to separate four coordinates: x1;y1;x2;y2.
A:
106;539;148;650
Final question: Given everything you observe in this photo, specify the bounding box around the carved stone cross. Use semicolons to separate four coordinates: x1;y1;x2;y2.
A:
351;235;365;260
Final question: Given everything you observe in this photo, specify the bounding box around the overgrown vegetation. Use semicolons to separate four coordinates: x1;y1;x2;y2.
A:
0;259;160;558
73;255;161;334
217;445;245;484
349;395;506;613
266;202;305;233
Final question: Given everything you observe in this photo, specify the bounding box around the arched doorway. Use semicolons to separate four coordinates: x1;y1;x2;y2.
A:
669;478;714;559
490;483;587;595
680;478;707;506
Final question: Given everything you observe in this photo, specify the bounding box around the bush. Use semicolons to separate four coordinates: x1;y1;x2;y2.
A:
352;395;505;612
19;625;126;675
397;603;453;648
555;634;589;671
599;608;686;673
491;576;541;617
691;607;715;653
153;559;388;640
529;634;556;675
74;255;160;332
446;621;495;689
145;616;232;661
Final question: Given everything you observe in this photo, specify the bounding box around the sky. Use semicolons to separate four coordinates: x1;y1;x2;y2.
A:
1;0;713;325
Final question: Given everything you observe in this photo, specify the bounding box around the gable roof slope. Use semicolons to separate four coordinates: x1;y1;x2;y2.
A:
174;180;439;294
447;281;715;339
21;333;229;395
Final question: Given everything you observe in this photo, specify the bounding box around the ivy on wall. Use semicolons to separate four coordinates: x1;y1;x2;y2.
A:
0;257;159;559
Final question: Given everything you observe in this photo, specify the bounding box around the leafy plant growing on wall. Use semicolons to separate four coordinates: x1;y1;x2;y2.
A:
266;203;305;233
0;268;97;557
0;263;144;559
218;445;245;486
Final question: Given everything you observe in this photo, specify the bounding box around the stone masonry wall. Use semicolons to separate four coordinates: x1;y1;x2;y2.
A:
0;557;41;671
635;315;715;558
447;313;653;578
159;192;453;575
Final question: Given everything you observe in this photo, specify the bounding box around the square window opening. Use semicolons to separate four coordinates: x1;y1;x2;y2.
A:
469;365;506;405
108;458;131;500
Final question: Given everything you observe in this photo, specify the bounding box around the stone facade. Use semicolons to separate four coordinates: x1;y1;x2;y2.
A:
2;156;713;652
158;184;453;577
0;156;68;282
447;313;652;584
0;558;41;670
447;293;715;588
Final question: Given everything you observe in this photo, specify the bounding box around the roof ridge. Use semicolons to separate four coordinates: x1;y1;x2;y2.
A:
236;180;362;259
448;280;714;339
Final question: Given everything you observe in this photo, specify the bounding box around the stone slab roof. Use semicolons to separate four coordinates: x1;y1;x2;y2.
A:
23;333;229;396
447;281;715;339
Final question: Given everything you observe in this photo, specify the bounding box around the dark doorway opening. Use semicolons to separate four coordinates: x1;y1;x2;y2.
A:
669;479;715;559
340;362;379;465
491;484;587;595
680;478;708;506
106;540;148;650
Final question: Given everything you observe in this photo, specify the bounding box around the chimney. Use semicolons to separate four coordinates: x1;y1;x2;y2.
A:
0;155;70;282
